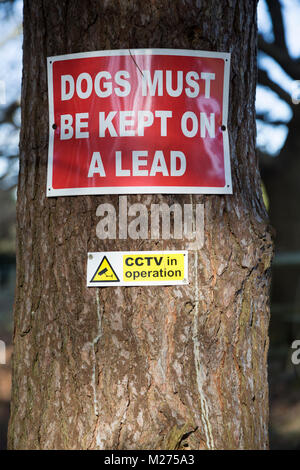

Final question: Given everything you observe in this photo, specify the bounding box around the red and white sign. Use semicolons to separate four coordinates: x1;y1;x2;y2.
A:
47;49;231;197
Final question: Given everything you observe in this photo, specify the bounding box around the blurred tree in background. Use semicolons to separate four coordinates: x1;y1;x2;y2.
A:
258;0;300;251
0;0;300;450
0;0;21;450
0;0;21;262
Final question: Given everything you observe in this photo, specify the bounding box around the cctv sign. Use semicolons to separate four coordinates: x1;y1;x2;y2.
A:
47;49;231;196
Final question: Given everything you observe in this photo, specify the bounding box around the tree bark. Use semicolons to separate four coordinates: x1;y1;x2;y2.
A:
8;0;273;450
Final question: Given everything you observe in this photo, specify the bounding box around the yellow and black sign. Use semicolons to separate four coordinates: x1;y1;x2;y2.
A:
87;251;188;287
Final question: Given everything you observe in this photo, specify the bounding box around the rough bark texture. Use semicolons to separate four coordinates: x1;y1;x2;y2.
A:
8;0;273;450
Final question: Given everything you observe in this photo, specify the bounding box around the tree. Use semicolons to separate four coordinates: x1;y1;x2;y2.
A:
257;0;300;402
0;1;22;192
8;0;273;450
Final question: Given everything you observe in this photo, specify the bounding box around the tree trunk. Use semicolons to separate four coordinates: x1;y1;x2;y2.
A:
8;0;273;450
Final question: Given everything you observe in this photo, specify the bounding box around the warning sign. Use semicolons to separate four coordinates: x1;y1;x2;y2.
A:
87;251;188;287
90;256;120;282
